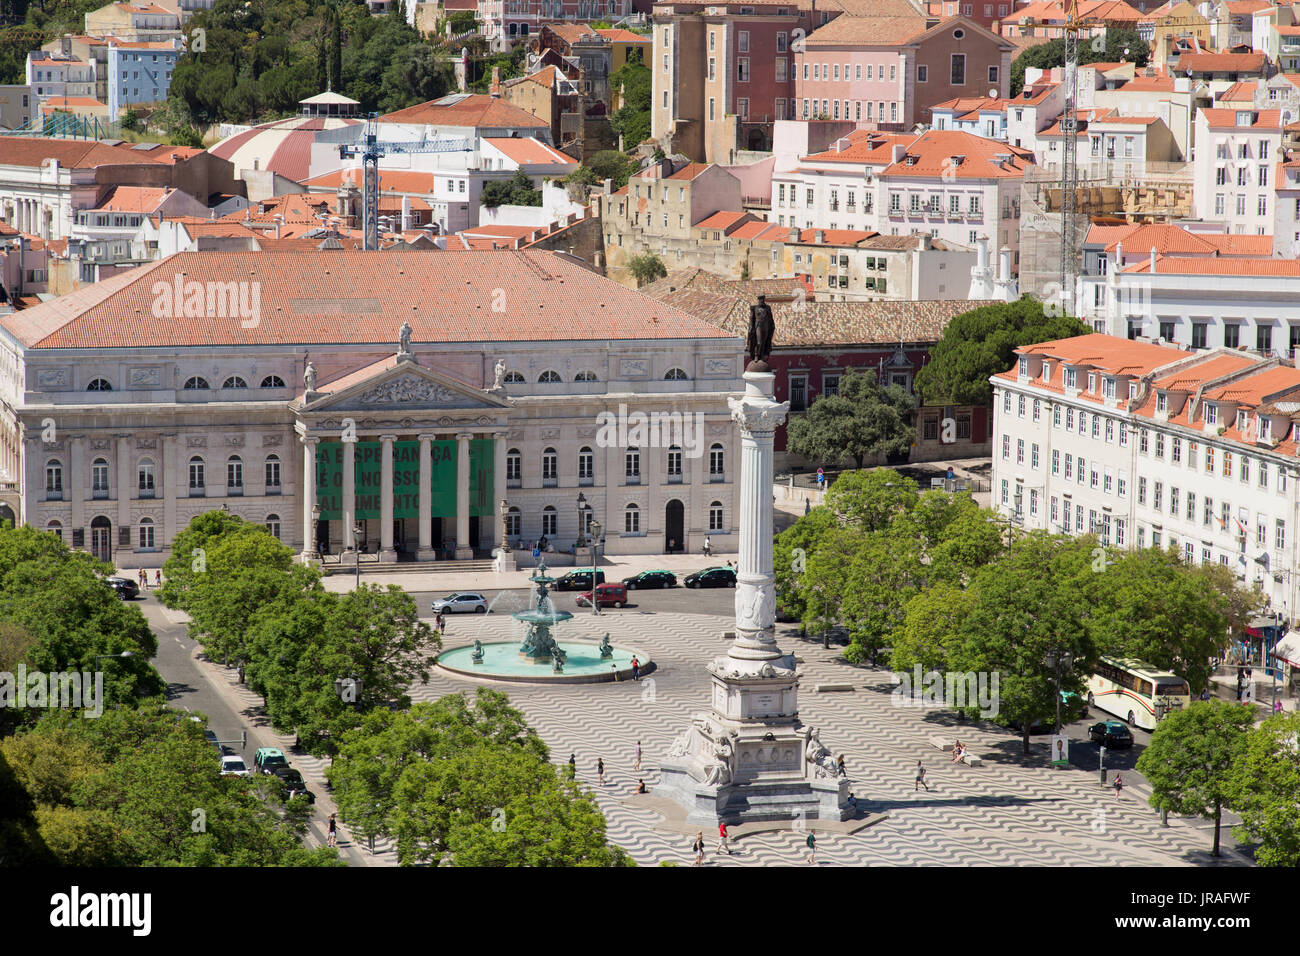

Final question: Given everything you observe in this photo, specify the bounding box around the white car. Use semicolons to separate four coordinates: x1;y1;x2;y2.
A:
220;754;251;777
431;592;488;614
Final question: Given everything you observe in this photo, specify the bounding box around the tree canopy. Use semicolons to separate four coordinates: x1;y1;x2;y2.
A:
480;169;543;208
786;369;915;469
1010;28;1150;96
609;47;651;148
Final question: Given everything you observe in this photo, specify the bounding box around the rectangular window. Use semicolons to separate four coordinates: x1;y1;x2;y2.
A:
950;53;966;85
1031;443;1039;469
1206;446;1215;473
1153;481;1162;511
1002;435;1011;460
1138;477;1148;505
1118;474;1127;498
1064;454;1073;479
1051;449;1060;475
1260;461;1269;488
918;64;928;82
1077;456;1086;485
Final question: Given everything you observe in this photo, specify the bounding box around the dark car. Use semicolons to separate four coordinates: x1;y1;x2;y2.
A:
270;766;315;803
684;567;736;589
1088;720;1134;748
621;570;677;590
104;576;140;600
555;568;605;591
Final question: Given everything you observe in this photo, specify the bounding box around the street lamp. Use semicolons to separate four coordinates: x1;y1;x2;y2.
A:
353;522;363;590
589;518;602;617
1045;648;1074;736
576;491;587;549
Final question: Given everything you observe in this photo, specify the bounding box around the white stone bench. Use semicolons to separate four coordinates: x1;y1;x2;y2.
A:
929;736;983;767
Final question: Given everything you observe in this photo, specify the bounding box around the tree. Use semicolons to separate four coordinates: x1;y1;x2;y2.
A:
774;506;835;623
786;370;915;470
1136;700;1254;856
609;48;650;147
1226;712;1300;866
569;149;638;189
1010;28;1150;96
480;169;542;208
628;252;667;287
446;10;477;33
913;299;1090;407
157;509;247;610
822;468;918;532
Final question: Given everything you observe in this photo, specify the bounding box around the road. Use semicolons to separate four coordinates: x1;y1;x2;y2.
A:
409;581;739;619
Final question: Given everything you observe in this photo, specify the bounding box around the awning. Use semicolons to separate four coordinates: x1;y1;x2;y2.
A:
1274;632;1300;668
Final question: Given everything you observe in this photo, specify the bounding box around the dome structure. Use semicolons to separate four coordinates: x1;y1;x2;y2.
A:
210;92;364;183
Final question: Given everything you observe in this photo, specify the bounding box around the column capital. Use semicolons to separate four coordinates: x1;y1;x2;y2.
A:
379;433;398;443
417;433;436;442
456;431;474;441
301;435;321;446
491;430;510;440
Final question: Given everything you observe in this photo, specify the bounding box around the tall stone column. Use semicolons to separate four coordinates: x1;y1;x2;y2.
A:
342;437;356;551
455;432;472;560
493;430;508;546
727;372;786;664
116;435;131;558
162;433;178;551
417;433;434;559
379;434;396;561
301;436;319;560
69;436;84;550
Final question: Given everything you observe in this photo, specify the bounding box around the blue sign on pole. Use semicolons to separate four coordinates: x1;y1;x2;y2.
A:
533;549;541;558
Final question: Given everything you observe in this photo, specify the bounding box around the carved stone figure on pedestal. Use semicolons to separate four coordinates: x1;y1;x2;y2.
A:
804;726;837;778
398;321;412;355
702;735;734;786
304;361;317;392
471;640;484;664
491;358;507;391
599;633;613;659
746;295;776;372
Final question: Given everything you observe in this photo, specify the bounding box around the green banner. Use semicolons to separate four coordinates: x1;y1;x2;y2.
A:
315;440;494;520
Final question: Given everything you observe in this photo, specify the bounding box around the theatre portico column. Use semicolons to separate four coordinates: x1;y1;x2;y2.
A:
301;436;319;559
379;434;397;562
455;431;472;560
493;431;508;548
417;434;434;559
342;436;356;551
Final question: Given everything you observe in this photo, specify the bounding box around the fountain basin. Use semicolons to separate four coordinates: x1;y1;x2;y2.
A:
437;641;651;684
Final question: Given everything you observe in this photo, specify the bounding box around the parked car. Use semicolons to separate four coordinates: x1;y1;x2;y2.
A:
684;566;737;589
621;570;676;589
1061;690;1089;721
270;766;315;803
220;754;251;777
1088;720;1134;748
576;583;628;609
103;576;140;600
554;569;605;591
431;592;488;614
253;747;290;774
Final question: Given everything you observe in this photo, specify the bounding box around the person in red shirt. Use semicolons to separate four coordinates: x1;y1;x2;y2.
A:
716;821;731;855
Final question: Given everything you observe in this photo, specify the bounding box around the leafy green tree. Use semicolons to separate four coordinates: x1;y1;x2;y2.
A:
480;168;542;208
1011;29;1149;96
628;252;667;287
1136;700;1254;856
446;10;477;32
823;468;918;532
575;149;638;188
774;506;835;623
157;509;246;610
913;299;1090;407
839;532;924;659
888;582;976;672
0;26;45;87
798;524;862;640
1226;712;1300;866
609;47;650;147
786;370;915;469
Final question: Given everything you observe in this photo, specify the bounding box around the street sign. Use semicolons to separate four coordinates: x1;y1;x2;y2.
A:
533;549;541;558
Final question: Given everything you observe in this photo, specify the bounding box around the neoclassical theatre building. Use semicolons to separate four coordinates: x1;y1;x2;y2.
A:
0;250;743;568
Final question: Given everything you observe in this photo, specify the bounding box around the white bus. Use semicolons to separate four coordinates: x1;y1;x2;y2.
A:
1086;657;1192;731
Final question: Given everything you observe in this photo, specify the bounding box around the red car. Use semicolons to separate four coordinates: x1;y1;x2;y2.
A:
576;583;627;608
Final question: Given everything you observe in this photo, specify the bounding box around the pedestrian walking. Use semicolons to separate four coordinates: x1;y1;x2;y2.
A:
915;760;930;792
597;758;605;786
1114;773;1123;799
436;609;446;633
154;569;161;587
327;813;337;847
567;752;576;779
634;740;642;771
804;497;811;515
805;830;816;864
631;655;640;681
703;536;712;557
836;754;846;778
138;568;146;588
716;821;731;855
692;831;705;866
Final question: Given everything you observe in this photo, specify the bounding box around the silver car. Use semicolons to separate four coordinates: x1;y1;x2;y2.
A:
220;754;251;777
431;592;488;614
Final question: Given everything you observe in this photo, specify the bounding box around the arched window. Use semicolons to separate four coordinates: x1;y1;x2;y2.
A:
265;454;281;493
508;21;518;36
138;516;156;550
45;458;63;499
574;370;597;382
46;519;63;541
664;367;689;380
709;500;724;532
222;376;248;389
188;456;205;495
506;506;521;539
624;502;641;533
91;457;110;498
542;447;558;485
504;371;526;384
227;455;243;493
506;448;522;486
542;505;557;536
520;22;529;35
625;446;641;482
87;377;113;391
709;442;725;480
183;376;210;390
578;446;594;483
260;375;286;388
538;370;562;383
138;457;156;498
265;514;281;540
667;444;683;481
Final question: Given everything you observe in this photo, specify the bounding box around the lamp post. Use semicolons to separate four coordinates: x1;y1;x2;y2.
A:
589;518;602;617
1045;648;1074;735
353;522;363;591
576;491;587;549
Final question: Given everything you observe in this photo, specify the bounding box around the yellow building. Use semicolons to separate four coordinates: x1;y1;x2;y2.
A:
1144;1;1213;72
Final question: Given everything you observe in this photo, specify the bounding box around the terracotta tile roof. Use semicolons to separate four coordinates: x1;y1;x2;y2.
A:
695;210;755;231
1200;107;1283;129
1226;0;1272;12
595;28;650;43
0;251;732;349
1116;73;1177;92
1123;255;1300;275
639;269;811;301
1217;80;1258;103
0;137;175;170
803;13;928;47
1100;224;1272;255
89;186;172;214
301;169;437;193
801;130;915;164
1152;354;1258;390
899;14;1012;48
544;22;602;44
665;162;712;181
378;93;548;129
729;220;790;240
931;95;1011;117
483;137;577;165
795;227;879;245
1203;365;1300;403
108;39;181;49
1011;333;1189;382
1276;25;1300;36
41;96;106;108
880;130;1034;179
1181;52;1269;73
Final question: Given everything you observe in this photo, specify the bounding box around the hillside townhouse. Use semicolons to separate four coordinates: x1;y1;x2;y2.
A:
922;0;1012;31
991;333;1300;621
479;0;636;45
1193;107;1283;232
25;52;97;106
794;13;1013;130
106;38;181;116
1089;67;1202;158
1274;148;1300;257
1036;108;1180;180
1078;221;1271;283
771;129;915;233
83;2;181;41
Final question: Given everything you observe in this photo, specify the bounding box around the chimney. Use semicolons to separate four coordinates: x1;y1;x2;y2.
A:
491;66;502;95
1149;246;1157;274
814;229;825;243
977;235;989;273
273;214;283;239
918;233;932;251
1115;240;1122;270
788;226;800;242
999;246;1011;285
401;195;411;232
891;144;906;163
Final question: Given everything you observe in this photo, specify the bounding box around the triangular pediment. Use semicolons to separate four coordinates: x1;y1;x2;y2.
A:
300;358;510;412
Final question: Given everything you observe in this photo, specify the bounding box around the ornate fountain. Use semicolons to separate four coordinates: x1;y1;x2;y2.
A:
514;561;573;664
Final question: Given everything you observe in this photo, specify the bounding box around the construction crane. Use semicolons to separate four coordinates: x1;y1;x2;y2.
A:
339;112;473;250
